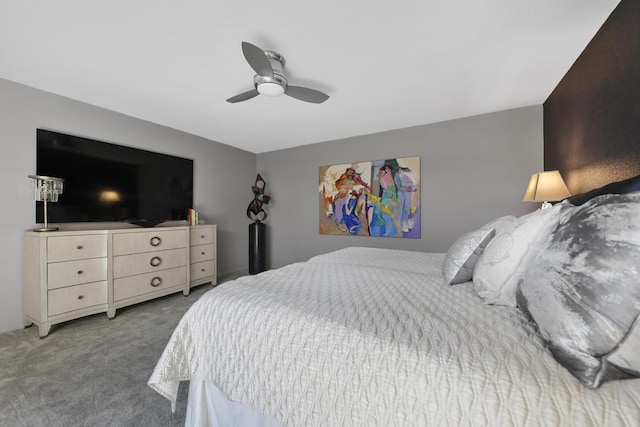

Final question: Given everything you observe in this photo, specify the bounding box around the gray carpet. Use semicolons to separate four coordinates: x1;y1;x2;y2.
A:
0;280;227;427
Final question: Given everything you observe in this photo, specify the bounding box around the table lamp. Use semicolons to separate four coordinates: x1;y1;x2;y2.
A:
523;170;571;209
29;174;64;232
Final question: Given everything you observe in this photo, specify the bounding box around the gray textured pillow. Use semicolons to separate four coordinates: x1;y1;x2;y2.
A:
442;228;495;285
517;192;640;388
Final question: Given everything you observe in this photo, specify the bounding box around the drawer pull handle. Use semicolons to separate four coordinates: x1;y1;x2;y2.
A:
150;277;163;287
201;268;206;272
201;252;205;255
77;270;83;275
77;245;83;250
201;235;205;239
150;257;162;267
77;295;84;300
150;236;162;247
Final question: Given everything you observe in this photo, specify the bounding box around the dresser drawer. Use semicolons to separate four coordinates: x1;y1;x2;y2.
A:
48;281;108;316
113;266;187;302
47;258;108;290
190;244;215;264
190;227;215;246
113;248;186;278
47;235;107;262
191;260;216;282
112;229;187;256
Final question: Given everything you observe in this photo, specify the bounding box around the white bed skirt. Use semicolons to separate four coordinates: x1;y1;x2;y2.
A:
186;380;282;427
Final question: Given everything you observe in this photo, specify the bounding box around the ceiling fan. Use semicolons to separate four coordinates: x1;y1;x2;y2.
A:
226;41;330;104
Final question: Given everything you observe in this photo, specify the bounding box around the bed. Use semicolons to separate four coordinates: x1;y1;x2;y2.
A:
148;178;640;426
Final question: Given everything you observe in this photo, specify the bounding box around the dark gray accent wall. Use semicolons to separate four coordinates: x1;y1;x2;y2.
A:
257;106;542;269
544;0;640;194
0;78;256;333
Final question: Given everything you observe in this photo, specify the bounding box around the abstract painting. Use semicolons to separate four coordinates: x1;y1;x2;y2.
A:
319;156;420;238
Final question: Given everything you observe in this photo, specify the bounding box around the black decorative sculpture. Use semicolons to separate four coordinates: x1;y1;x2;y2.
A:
247;174;270;274
247;174;271;221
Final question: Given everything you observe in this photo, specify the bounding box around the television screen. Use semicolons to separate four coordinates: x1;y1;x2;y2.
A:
36;129;193;225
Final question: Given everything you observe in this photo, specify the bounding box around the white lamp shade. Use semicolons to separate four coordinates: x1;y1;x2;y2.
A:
523;170;571;202
28;174;64;231
28;175;64;201
257;82;285;97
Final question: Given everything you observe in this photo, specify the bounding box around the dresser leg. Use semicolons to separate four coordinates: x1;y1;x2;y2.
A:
183;288;191;296
107;308;116;319
39;323;51;338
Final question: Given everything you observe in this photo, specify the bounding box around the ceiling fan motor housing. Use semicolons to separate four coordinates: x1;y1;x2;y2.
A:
254;51;287;95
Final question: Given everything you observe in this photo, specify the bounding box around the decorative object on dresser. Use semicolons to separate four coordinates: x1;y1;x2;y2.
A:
522;170;571;209
247;174;270;275
24;225;217;337
28;174;64;232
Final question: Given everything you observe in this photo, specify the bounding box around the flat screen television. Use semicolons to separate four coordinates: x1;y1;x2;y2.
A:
36;129;193;226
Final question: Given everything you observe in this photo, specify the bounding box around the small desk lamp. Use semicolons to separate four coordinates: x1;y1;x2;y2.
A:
523;170;571;209
29;174;64;232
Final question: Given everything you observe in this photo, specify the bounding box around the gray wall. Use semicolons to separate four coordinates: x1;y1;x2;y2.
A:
0;78;256;334
257;106;543;269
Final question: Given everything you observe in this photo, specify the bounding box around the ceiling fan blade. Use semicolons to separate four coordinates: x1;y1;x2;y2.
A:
242;41;273;77
286;86;329;103
226;89;260;103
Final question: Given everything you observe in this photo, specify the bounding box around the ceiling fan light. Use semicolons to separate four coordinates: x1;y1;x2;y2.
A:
257;82;285;97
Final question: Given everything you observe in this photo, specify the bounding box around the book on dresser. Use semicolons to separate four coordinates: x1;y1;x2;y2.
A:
23;224;217;337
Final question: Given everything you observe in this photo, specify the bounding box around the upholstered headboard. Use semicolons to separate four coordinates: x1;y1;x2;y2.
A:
567;173;640;205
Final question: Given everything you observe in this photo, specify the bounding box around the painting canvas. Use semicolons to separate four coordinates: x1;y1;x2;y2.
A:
319;156;420;238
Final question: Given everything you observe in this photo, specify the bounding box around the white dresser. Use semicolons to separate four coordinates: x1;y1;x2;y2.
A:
24;225;217;337
110;228;190;315
24;230;110;338
189;225;217;288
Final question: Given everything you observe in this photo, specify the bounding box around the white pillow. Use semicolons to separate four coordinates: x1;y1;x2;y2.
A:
480;215;517;235
472;203;570;306
442;228;496;284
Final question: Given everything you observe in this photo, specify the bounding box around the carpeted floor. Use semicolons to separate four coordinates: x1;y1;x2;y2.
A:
0;278;233;427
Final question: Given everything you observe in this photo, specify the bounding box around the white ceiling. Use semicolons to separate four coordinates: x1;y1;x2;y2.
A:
0;1;619;154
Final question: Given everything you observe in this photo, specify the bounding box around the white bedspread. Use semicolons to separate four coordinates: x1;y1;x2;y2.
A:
149;247;640;426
